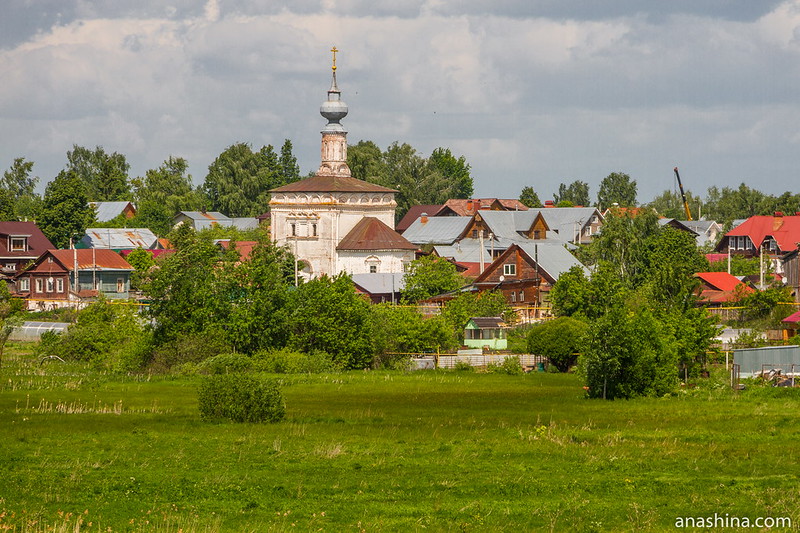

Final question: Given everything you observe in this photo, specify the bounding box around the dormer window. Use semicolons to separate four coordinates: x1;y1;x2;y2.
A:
9;236;28;252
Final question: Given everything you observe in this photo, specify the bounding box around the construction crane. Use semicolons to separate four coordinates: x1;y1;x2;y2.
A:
673;167;693;221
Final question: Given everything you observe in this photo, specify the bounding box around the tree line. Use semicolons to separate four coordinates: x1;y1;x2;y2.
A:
1;139;476;245
518;173;800;223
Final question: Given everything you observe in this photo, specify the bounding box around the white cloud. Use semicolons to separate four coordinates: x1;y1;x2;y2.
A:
1;0;800;201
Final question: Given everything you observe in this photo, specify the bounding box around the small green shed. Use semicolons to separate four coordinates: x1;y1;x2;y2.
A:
463;317;507;350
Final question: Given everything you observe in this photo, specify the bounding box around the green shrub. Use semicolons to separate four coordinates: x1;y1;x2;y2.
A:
252;348;338;374
453;360;474;372
148;331;232;372
198;374;285;423
499;355;523;375
198;353;253;374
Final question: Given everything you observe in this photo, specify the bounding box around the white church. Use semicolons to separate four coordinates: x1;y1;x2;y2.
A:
269;51;417;279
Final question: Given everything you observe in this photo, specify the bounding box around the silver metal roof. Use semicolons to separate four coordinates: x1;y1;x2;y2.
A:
80;228;159;249
433;241;494;263
402;216;471;245
351;272;405;294
515;242;589;280
91;201;134;223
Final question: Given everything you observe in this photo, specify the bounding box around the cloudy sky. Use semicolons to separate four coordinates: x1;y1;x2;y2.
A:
1;0;799;204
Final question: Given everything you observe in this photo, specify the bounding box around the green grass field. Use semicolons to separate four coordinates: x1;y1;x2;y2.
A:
2;342;800;532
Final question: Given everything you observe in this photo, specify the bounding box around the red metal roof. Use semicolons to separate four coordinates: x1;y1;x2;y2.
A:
695;272;748;292
270;175;396;193
782;310;800;324
336;217;417;251
396;205;443;233
723;215;800;253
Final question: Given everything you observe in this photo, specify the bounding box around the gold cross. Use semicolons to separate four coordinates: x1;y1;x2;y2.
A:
331;46;338;71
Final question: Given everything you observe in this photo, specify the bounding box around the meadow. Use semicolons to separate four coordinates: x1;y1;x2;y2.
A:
1;343;800;532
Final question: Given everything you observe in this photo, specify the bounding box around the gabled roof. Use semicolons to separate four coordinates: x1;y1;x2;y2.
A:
270;175;396;194
402;216;472;245
658;219;699;236
0;221;54;258
695;272;748;292
782;311;800;325
176;211;229;221
218;240;258;261
79;228;160;250
467;317;506;329
30;249;133;272
336;217;417;251
720;215;800;253
474;242;587;284
433;241;494;264
437;198;527;216
396;205;443;233
537;207;603;239
90;201;135;222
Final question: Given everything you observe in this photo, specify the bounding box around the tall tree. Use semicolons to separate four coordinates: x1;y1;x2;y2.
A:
554;180;590;207
66;145;131;201
131;157;205;236
647;189;702;220
203;143;280;217
427;147;474;199
37;170;95;248
347;140;386;181
402;255;464;303
287;274;374;369
1;157;41;220
519;186;542;208
703;183;774;222
278;139;301;187
597;172;637;210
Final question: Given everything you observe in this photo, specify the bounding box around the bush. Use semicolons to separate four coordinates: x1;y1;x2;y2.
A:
499;355;523;375
453;360;474;372
527;316;589;373
252;348;338;374
148;331;232;372
198;353;253;374
198;374;285;423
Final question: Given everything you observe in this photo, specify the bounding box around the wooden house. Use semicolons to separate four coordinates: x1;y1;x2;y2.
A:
14;249;133;309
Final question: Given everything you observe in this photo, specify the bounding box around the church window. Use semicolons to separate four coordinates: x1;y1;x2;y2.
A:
290;223;296;237
312;223;318;237
370;265;377;273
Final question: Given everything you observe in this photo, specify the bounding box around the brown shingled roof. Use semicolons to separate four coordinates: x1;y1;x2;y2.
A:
0;221;55;258
270;175;396;194
336;217;418;251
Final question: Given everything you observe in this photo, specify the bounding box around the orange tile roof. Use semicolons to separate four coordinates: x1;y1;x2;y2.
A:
695;272;747;292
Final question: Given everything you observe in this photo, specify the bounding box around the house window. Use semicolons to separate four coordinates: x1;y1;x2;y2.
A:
533;230;541;239
520;290;525;301
46;278;54;292
511;291;516;303
9;237;27;251
35;279;43;293
472;230;478;239
117;278;125;293
4;263;15;272
56;278;64;293
18;278;29;292
503;264;516;276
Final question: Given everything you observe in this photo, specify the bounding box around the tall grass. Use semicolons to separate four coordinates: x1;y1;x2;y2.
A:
1;347;799;531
